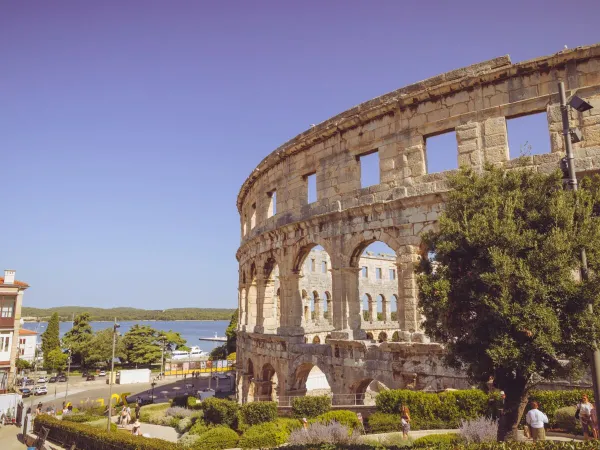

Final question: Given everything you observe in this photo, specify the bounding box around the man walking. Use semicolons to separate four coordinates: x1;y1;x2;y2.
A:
526;401;549;442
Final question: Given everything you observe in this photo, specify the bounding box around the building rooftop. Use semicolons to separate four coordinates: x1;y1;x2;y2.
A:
19;329;37;336
0;276;29;288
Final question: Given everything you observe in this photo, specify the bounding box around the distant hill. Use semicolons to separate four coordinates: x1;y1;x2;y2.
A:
21;306;235;322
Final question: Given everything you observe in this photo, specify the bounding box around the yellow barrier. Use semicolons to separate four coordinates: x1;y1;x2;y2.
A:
164;366;230;376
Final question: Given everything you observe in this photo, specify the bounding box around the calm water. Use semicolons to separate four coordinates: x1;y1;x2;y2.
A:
20;320;228;353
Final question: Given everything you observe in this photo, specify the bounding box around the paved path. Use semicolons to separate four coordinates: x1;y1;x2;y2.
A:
361;429;585;443
116;421;178;442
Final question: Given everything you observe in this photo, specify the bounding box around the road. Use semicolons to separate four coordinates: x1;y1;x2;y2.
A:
21;373;235;412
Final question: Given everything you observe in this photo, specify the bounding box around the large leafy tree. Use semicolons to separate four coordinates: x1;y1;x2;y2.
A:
86;327;126;367
160;330;188;352
41;312;61;369
45;348;68;372
210;309;238;360
418;165;600;440
62;313;93;367
122;325;162;365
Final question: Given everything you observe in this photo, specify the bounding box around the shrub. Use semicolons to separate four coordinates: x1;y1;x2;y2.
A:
201;397;240;428
187;396;198;409
190;425;239;450
459;416;498;443
554;406;581;434
139;403;170;424
178;432;201;448
527;389;592;427
274;417;303;433
172;395;190;408
366;412;401;433
313;410;361;430
413;433;460;447
188;420;212;436
239;421;290;449
288;422;359;446
176;416;194;434
34;414;176;450
166;406;193;418
292;395;331;419
240;401;278;425
61;413;99;423
85;418;118;432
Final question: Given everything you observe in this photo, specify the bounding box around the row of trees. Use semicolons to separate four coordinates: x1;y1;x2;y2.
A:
38;312;190;371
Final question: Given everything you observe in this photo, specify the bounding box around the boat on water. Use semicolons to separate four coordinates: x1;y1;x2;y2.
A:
170;346;209;360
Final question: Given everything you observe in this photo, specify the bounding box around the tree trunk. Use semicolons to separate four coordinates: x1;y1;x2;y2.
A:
497;377;529;441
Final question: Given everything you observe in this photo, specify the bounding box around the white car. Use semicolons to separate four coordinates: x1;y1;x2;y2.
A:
37;377;47;383
33;385;48;396
98;371;106;377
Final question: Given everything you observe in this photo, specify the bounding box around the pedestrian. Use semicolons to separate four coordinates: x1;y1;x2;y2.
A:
135;402;141;420
302;418;308;431
591;403;599;439
400;405;411;439
577;394;594;440
526;401;548;442
132;419;142;436
120;406;128;427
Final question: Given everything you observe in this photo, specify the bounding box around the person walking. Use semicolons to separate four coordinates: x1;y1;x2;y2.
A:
400;405;411;439
135;402;141;421
526;401;548;442
577;395;594;440
132;419;142;436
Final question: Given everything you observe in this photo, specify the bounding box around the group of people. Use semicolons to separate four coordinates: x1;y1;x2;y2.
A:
118;401;143;435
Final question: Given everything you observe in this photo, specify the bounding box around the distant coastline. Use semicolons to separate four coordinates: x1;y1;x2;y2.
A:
22;318;228;323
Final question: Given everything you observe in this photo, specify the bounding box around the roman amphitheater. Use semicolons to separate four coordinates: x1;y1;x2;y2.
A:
236;44;600;405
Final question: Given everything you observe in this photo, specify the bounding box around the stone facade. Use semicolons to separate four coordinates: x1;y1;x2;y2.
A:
236;44;600;403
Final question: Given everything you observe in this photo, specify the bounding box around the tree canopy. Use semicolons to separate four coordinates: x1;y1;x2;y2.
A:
41;312;60;369
122;324;163;365
211;309;238;359
417;165;600;439
85;327;126;367
62;313;93;366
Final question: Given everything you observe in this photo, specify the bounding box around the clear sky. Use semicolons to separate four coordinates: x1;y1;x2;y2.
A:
2;1;599;309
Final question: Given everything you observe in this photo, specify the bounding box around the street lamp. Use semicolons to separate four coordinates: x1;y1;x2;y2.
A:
106;318;120;432
558;81;600;426
159;335;166;379
64;348;72;402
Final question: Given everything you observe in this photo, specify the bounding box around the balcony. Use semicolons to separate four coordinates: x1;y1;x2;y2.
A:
0;317;15;328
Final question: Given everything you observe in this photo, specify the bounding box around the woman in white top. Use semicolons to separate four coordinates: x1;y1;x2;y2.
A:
525;401;548;442
578;395;593;440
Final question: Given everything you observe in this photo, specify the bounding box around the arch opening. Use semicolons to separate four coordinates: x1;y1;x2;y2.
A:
262;258;280;333
295;244;333;327
350;378;390;405
260;363;279;402
293;362;331;397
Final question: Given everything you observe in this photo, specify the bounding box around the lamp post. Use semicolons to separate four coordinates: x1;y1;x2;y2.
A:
558;81;600;425
106;318;120;432
64;348;72;402
159;335;166;379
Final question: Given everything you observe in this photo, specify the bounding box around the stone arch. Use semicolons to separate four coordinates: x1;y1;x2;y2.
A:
362;293;373;323
324;291;332;323
346;231;401;268
378;331;388;343
392;331;400;342
366;332;374;340
239;288;247;328
377;294;385;321
292;239;335;274
350;378;390;405
260;257;280;333
260;363;280;402
247;278;258;330
391;294;398;321
291;361;333;396
312;336;321;344
241;358;256;403
301;289;309;323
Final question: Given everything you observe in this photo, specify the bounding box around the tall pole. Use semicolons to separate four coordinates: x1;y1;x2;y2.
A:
559;81;600;426
64;349;71;401
160;336;165;379
106;318;118;432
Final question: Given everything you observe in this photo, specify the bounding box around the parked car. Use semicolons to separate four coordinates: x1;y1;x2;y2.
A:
37;377;47;383
57;375;67;382
86;375;95;381
48;376;57;383
33;386;47;396
25;378;35;386
19;388;32;398
211;373;229;380
98;371;106;377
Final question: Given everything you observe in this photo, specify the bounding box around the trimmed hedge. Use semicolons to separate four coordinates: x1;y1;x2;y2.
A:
280;443;600;450
34;414;176;450
366;412;401;433
554;406;581;434
292;395;331;418
191;425;239;450
61;413;101;423
240;401;278;426
527;389;592;427
412;433;460;447
201;397;240;428
239;421;290;449
313;410;361;430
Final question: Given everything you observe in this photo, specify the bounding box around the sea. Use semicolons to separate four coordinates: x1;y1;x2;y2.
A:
20;320;229;354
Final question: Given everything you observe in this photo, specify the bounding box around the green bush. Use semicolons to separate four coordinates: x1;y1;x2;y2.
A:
527;389;592;427
61;413;99;423
85;418;118;432
313;410;361;430
188;419;212;435
554;406;581;434
366;412;401;433
239;422;289;449
413;433;460;447
280;443;600;450
292;395;331;418
274;417;303;433
201;397;240;428
34;414;177;450
240;401;278;425
191;425;239;450
187;396;198;409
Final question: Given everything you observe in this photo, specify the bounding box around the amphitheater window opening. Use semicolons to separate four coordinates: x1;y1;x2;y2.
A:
362;294;373;322
352;378;390;405
389;268;396;280
425;130;458;174
305;172;317;204
362;266;368;278
366;332;374;340
322;261;327;273
378;331;388;343
357;150;380;188
323;291;331;321
261;364;279;401
507;112;550;159
376;267;382;280
312;336;321;344
294;363;331;395
392;331;400;342
391;294;398;321
267;190;277;218
247;280;258;329
311;259;316;272
250;203;257;229
377;294;385;321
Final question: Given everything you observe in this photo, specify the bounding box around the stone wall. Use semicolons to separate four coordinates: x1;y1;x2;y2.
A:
236;44;600;403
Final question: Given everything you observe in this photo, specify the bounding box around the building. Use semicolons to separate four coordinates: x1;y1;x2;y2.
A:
0;270;28;392
18;329;37;363
236;45;600;404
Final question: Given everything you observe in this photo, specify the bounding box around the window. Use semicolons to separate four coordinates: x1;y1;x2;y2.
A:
425;130;458;174
267;191;276;218
376;268;382;280
250;203;257;229
311;259;316;272
0;297;15;318
322;261;327;273
306;173;317;204
20;348;24;355
0;334;10;353
362;266;368;278
507;113;550;159
19;338;25;345
358;151;379;188
389;269;396;280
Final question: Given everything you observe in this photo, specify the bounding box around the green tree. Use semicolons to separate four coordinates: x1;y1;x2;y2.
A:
41;312;61;369
45;348;68;372
62;313;93;367
417;165;600;440
16;359;31;372
86;327;126;367
122;325;162;365
160;330;187;352
211;309;238;359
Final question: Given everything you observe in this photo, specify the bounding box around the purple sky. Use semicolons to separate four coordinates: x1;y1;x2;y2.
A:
2;1;599;309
